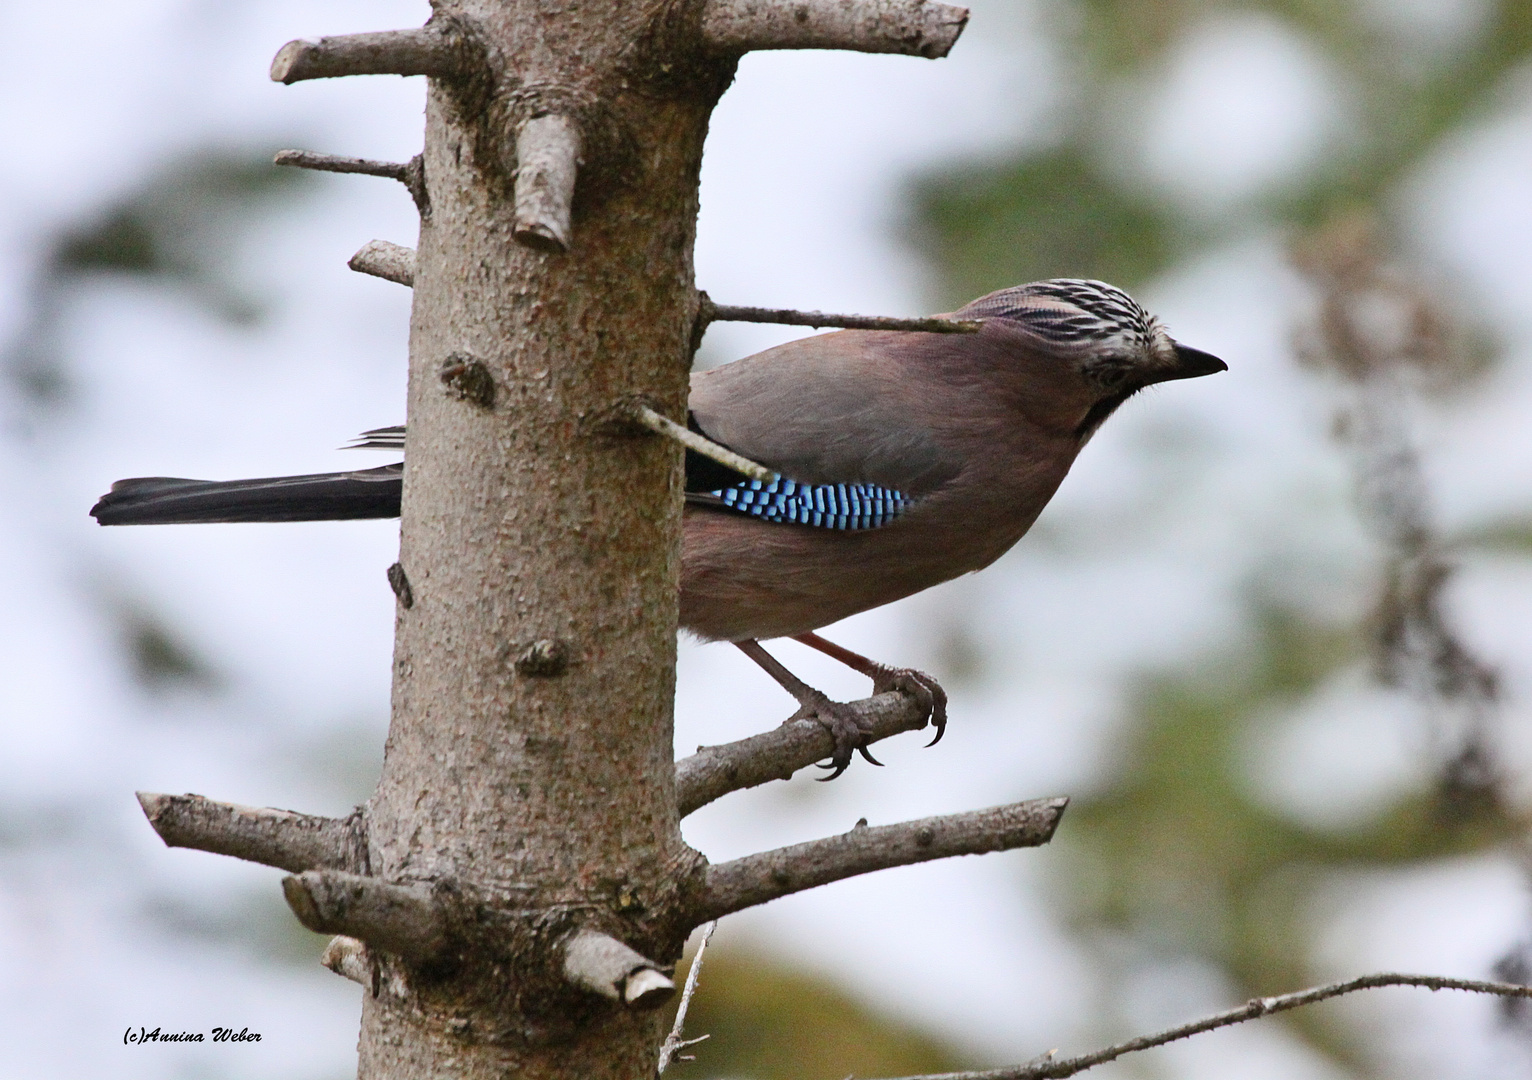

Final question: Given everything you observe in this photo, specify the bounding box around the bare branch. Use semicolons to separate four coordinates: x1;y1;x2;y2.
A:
270;27;471;84
694;798;1066;922
137;792;365;873
875;973;1532;1080
275;149;411;182
628;403;774;483
349;240;418;288
658;921;716;1073
675;690;930;817
275;150;429;215
282;870;449;963
562;929;676;1010
699;294;981;335
320;935;371;985
702;0;969;57
513;115;582;252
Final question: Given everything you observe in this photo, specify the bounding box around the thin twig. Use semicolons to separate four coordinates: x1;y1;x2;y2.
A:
628;404;775;483
137;792;366;873
693;798;1066;922
658;921;717;1073
276;151;429;215
701;296;981;335
675;690;931;817
275;149;411;181
876;973;1532;1080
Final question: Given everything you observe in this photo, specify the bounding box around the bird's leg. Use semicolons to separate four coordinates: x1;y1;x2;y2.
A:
792;631;947;747
734;640;886;780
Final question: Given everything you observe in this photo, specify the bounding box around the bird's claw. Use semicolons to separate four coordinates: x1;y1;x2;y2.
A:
790;691;884;781
870;666;948;747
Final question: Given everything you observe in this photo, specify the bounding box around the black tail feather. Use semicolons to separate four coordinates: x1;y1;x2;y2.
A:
90;465;403;525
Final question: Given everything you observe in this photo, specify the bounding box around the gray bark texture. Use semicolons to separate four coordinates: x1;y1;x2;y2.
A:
355;3;731;1075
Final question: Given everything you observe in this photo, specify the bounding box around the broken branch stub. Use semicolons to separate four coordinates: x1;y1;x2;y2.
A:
270;27;472;84
701;0;969;57
562;929;677;1010
250;0;986;1070
349;240;418;287
512;115;583;252
694;798;1067;922
282;870;450;964
321;935;372;986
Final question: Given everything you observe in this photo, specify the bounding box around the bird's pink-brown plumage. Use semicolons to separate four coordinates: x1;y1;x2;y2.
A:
680;319;1095;641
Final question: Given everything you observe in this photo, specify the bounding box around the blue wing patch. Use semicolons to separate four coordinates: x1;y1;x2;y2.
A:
709;475;913;530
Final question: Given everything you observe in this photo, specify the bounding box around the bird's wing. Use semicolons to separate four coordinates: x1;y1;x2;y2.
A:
684;473;917;531
686;330;959;495
683;331;963;532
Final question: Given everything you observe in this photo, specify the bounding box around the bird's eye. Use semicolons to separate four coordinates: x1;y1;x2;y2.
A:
1083;354;1135;391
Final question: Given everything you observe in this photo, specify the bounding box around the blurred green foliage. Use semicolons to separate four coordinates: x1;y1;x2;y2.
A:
665;947;970;1080
112;602;222;691
907;1;1532;1076
1066;602;1524;1070
6;150;316;701
47;153;310;305
911;0;1532;303
915;147;1178;300
1457;518;1532;556
6;149;312;404
14;5;1531;1075
680;2;1532;1075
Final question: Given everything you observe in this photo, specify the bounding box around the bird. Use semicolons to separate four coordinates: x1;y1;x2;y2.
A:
92;279;1226;777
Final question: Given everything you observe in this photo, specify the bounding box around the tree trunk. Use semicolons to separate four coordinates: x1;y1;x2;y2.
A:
360;4;730;1077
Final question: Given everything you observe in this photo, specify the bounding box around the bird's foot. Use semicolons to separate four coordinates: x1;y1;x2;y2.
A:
788;690;885;781
868;665;948;747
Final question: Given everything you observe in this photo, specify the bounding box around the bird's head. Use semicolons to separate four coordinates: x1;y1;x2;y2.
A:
958;279;1227;439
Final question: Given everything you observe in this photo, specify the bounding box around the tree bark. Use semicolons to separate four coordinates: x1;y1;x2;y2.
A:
356;4;731;1076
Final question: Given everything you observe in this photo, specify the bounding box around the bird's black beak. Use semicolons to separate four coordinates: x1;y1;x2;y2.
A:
1165;343;1228;381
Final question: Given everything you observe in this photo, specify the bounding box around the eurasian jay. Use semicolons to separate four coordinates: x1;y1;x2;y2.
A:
91;279;1226;776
